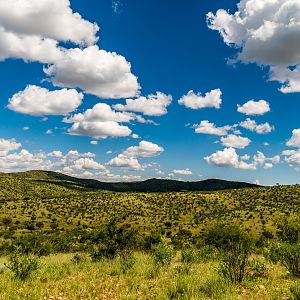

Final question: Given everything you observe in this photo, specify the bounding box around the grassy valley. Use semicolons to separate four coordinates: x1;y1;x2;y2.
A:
0;171;299;299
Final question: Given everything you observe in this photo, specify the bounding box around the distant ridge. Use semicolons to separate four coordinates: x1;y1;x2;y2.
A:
0;170;259;192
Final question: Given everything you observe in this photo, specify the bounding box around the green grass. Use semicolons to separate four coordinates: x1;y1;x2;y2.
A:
0;172;299;299
0;252;298;300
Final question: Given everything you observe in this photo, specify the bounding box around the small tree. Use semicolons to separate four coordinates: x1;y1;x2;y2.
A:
90;220;138;261
219;240;251;283
204;223;252;284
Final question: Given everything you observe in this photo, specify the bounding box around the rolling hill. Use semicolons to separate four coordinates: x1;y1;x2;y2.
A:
0;170;259;192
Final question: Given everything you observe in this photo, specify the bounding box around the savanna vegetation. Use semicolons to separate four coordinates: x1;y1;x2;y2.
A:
0;171;299;299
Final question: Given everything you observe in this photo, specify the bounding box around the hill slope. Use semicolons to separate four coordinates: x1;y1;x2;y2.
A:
0;170;259;192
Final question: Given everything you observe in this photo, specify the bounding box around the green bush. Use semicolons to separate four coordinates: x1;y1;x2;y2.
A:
152;238;175;267
5;247;40;280
203;223;252;250
270;242;300;277
89;221;138;260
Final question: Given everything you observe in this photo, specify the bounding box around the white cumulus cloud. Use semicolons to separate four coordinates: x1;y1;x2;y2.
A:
107;141;164;171
207;0;300;93
237;100;270;115
205;147;256;170
239;118;274;134
8;85;83;116
44;46;140;99
286;129;300;148
194;120;232;136
0;138;22;156
178;89;222;110
0;0;99;46
68;121;132;139
113;92;172;116
221;134;251;149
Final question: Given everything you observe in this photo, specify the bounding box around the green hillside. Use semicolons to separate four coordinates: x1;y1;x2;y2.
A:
0;171;300;300
0;171;299;243
0;170;258;193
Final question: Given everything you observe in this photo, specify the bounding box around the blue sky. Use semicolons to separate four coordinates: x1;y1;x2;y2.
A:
0;0;299;185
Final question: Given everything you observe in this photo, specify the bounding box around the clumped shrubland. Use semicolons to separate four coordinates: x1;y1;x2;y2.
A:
0;173;299;298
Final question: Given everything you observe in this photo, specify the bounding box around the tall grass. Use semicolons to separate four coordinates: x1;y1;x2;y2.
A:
0;251;296;300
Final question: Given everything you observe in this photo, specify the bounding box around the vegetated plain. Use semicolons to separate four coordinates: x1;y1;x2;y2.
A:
0;171;300;300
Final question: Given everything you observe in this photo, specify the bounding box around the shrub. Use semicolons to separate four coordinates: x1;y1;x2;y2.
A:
269;242;300;277
5;247;40;280
203;223;252;250
152;238;175;267
219;239;252;284
89;221;138;261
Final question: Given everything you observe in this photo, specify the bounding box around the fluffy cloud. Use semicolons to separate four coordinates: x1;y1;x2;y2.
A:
237;100;270;115
64;103;134;124
239;118;274;134
173;169;193;175
122;141;164;158
0;0;98;63
178;89;222;109
286;129;300;148
44;46;140;99
253;151;280;169
64;102;135;139
221;134;251;149
106;155;142;171
194;120;232;136
68;121;132;139
0;137;146;181
0;138;21;156
205;147;280;170
282;149;300;170
207;0;300;93
0;28;62;63
205;147;256;170
0;150;53;171
107;141;164;171
113;92;172;116
0;2;140;100
0;0;98;46
8;85;83;116
62;157;105;174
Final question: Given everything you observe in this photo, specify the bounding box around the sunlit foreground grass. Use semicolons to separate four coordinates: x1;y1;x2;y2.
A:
0;252;298;300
